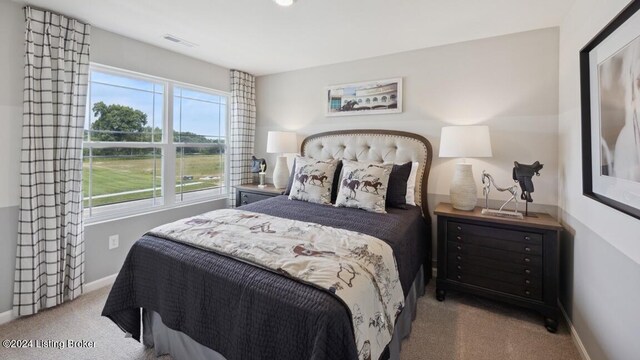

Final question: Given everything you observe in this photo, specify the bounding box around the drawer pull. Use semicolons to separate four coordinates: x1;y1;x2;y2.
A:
524;236;530;241
456;235;462;240
456;245;462;250
456;265;462;270
242;201;248;205
456;275;462;280
456;255;462;261
525;247;531;252
242;194;248;198
457;226;462;231
524;269;531;275
524;257;531;263
525;290;531;296
525;279;531;285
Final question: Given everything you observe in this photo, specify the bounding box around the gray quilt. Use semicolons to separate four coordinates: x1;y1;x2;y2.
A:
102;196;429;360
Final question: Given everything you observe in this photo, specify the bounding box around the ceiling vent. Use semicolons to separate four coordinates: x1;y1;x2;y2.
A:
163;34;197;48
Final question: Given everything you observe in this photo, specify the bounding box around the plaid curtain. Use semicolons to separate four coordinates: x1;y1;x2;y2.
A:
14;7;91;316
228;70;256;207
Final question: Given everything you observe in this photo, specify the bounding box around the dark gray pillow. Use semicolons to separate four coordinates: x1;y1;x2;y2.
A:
386;162;412;209
330;160;343;203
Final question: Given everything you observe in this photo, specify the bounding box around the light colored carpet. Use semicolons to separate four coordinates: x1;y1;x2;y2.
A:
0;284;581;360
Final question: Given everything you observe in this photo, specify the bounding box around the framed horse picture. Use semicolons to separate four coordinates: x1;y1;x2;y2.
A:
580;0;640;220
325;78;403;117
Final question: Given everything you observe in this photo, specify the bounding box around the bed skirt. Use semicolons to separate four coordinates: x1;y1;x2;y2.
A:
142;266;425;360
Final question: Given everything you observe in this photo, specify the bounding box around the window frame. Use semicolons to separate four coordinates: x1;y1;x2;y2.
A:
83;63;230;223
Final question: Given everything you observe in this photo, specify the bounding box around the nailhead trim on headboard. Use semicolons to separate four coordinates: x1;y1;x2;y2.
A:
300;130;433;218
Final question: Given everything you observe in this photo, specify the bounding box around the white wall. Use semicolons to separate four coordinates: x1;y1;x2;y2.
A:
0;0;230;313
558;0;640;359
256;28;560;208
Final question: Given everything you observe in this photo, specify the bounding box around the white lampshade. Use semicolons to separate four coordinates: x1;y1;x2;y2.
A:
439;126;493;158
266;131;297;154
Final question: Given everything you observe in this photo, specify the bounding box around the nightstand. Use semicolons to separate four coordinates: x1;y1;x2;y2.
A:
235;184;284;207
434;202;562;332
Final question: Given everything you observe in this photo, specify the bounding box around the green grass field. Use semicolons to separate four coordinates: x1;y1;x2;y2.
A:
83;154;224;207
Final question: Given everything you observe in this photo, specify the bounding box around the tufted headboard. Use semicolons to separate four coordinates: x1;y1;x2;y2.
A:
300;129;433;217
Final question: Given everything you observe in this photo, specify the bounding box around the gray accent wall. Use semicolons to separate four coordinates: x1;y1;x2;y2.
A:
559;211;640;360
0;206;18;313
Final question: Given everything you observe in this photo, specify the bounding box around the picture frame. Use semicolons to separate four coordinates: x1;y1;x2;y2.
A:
580;0;640;220
325;78;403;117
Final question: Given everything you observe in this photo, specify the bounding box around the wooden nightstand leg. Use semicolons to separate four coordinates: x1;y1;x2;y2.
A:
544;317;558;333
436;288;446;301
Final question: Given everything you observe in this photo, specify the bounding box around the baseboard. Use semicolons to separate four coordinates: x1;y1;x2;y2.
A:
0;273;118;326
559;303;592;360
84;273;118;293
0;309;16;326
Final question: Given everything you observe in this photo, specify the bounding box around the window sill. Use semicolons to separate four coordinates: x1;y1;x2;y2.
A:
84;193;229;225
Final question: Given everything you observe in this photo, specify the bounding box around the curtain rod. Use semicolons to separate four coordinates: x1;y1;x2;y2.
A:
22;4;91;25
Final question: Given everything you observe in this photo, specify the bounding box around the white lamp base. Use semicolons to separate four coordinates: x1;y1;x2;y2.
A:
450;163;477;211
273;156;290;189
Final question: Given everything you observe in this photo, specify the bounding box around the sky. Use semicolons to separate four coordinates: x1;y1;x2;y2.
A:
87;70;226;141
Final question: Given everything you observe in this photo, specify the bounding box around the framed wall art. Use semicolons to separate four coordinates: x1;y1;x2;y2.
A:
325;78;402;117
580;0;640;219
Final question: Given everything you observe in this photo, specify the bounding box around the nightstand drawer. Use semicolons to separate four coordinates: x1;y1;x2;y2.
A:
447;232;542;255
447;252;542;277
448;241;542;268
239;192;272;205
448;221;542;245
446;272;543;301
447;261;542;288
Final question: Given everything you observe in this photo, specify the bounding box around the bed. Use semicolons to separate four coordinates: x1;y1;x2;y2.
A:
102;129;433;360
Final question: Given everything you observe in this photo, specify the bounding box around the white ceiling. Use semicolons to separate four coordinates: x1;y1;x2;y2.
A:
16;0;575;76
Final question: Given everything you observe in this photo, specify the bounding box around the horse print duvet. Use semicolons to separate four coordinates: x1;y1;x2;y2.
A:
148;208;405;360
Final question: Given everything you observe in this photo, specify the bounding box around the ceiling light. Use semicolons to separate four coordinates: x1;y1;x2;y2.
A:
274;0;297;7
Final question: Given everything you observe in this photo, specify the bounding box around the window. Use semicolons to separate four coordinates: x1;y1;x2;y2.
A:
83;65;229;219
173;86;226;202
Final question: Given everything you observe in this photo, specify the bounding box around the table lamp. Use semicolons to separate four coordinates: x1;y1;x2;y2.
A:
267;131;297;189
439;126;493;210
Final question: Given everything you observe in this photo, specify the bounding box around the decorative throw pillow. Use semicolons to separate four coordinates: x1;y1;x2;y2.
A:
288;157;339;205
335;160;393;213
386;162;412;209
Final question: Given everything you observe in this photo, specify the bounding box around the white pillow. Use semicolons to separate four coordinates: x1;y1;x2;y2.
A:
405;162;419;206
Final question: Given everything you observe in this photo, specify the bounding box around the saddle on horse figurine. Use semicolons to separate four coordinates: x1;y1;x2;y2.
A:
512;161;543;203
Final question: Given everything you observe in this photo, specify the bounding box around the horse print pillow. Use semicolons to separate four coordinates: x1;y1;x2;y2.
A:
288;157;339;205
335;160;393;213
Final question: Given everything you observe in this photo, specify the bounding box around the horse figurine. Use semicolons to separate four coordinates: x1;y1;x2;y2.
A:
309;174;328;187
481;171;522;219
512;161;543;203
361;178;383;194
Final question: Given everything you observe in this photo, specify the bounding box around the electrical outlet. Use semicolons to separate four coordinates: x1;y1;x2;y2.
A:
108;234;119;250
